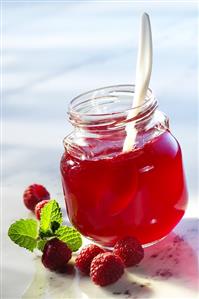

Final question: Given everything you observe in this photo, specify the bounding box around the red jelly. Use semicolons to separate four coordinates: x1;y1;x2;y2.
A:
60;85;188;247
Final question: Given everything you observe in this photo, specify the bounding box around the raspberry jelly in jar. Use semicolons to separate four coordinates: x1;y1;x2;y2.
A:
60;85;188;247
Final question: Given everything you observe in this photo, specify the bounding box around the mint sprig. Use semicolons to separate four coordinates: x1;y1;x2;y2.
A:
8;199;82;253
40;199;62;236
8;219;39;252
55;226;82;252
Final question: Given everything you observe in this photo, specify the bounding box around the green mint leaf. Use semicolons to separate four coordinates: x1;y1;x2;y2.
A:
55;226;82;252
37;239;47;252
40;199;62;236
8;219;39;252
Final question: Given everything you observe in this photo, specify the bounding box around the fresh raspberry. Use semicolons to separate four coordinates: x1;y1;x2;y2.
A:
23;184;50;211
90;252;124;286
42;238;72;272
75;244;105;275
113;236;144;267
34;200;49;220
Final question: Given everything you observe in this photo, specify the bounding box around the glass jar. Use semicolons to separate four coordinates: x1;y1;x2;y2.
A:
60;85;188;247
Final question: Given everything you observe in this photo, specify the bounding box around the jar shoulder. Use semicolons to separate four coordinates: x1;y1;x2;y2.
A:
61;130;182;165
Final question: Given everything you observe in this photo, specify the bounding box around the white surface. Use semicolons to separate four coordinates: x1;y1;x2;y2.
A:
2;2;199;299
2;217;199;299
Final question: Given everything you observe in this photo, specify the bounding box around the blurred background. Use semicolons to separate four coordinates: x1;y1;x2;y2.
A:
1;2;198;298
2;2;198;215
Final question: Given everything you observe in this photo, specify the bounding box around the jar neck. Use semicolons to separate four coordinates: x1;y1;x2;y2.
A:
68;84;158;135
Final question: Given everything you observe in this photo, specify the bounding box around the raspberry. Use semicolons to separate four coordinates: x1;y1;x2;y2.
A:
34;200;49;220
75;244;105;275
90;252;124;286
113;236;144;267
23;184;50;211
42;238;72;272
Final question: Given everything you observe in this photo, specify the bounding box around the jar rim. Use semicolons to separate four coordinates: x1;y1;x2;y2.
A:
69;84;155;118
68;84;158;130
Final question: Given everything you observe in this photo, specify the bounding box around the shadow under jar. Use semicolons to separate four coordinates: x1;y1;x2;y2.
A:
60;85;188;247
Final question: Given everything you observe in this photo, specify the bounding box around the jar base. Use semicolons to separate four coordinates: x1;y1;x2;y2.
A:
142;235;167;248
86;234;168;250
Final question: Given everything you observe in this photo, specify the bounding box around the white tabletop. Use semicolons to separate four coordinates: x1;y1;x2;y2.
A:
2;2;198;299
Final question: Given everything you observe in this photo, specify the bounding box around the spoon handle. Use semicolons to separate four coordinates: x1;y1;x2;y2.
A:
134;13;153;108
123;13;153;152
